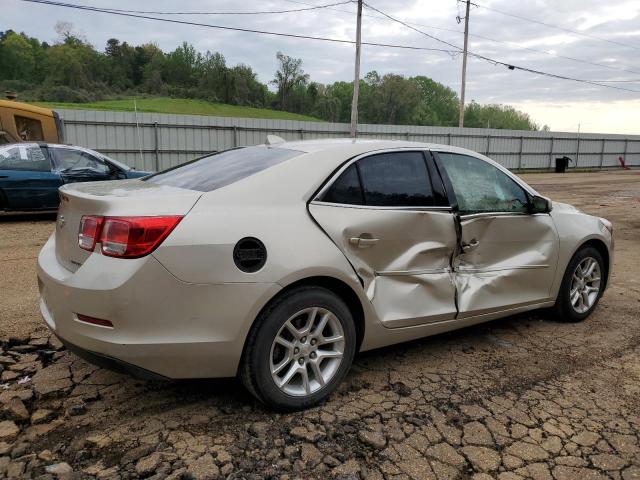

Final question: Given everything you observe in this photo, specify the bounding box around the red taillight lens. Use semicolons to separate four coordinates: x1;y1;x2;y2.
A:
76;313;114;328
78;216;104;251
99;216;183;258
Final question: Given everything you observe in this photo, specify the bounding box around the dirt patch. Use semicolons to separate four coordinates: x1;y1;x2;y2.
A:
0;171;639;479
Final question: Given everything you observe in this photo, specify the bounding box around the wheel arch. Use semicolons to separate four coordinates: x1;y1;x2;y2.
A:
237;275;366;375
577;238;610;290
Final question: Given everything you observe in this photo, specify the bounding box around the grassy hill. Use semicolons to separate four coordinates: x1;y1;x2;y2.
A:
35;97;321;121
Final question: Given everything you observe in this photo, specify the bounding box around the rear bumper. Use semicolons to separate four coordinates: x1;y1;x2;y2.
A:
37;234;281;378
56;334;168;381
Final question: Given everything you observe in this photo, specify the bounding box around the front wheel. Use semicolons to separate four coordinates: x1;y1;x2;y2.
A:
240;286;356;411
552;246;605;322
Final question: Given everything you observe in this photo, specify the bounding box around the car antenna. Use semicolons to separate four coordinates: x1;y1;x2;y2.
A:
265;135;285;147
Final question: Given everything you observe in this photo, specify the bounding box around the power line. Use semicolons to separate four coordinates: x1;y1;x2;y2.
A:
362;1;640;94
95;1;353;16
19;0;640;94
470;1;640;52
20;0;456;54
286;0;640;76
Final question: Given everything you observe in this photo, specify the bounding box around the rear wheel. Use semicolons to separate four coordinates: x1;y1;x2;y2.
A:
552;246;605;322
240;286;356;411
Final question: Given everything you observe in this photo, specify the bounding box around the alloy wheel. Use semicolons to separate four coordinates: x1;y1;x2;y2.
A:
569;256;601;314
269;307;345;396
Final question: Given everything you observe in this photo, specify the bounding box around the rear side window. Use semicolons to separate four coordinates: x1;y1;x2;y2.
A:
322;151;435;207
0;145;51;171
322;164;363;205
145;146;302;192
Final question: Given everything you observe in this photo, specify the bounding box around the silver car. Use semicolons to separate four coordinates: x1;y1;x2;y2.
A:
37;139;613;410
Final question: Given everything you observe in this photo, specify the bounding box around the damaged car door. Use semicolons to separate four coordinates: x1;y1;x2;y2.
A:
435;152;559;318
309;150;458;328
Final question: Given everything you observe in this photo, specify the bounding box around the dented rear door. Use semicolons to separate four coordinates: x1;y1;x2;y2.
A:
309;150;458;328
435;151;560;318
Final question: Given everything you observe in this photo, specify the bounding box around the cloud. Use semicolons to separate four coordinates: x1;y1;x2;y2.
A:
4;0;640;133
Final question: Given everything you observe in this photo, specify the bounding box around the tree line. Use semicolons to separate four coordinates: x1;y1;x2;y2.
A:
0;25;545;130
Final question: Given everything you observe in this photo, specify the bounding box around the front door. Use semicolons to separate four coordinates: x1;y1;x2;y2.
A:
309;150;458;328
50;147;116;184
435;151;559;318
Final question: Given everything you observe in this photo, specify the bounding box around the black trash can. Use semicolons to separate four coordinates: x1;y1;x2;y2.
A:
555;156;571;173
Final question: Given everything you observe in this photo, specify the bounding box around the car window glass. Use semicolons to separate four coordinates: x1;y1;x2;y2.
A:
322;164;363;205
14;116;44;141
0;145;50;171
145;146;303;192
53;148;110;174
438;152;529;215
358;151;434;207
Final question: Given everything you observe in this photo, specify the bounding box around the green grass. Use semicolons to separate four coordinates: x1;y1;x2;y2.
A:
35;97;321;121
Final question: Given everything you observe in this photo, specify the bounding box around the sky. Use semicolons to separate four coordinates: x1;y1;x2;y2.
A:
4;0;640;134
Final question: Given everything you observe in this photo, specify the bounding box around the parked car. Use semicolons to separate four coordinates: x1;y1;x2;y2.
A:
0;143;150;211
37;139;613;410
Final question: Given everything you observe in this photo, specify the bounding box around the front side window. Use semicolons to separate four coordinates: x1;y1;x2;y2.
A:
0;144;50;171
52;148;110;174
322;151;435;207
438;153;529;215
145;146;303;192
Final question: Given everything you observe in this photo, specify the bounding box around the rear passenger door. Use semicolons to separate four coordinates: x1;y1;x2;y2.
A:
0;144;61;210
309;150;458;328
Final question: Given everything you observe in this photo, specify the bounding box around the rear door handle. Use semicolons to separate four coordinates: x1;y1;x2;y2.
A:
349;236;379;248
461;238;480;252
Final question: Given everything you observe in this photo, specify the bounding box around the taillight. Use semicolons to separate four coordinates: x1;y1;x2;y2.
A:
78;216;103;251
78;215;182;258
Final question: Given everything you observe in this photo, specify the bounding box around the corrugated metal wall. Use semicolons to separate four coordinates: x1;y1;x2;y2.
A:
57;109;640;172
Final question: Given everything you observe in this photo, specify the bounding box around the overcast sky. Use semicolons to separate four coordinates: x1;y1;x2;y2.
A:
4;0;640;133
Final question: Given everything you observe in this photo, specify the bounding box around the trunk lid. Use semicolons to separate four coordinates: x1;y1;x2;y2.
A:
55;179;202;272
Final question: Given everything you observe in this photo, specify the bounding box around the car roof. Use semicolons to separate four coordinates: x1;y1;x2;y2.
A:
272;138;481;158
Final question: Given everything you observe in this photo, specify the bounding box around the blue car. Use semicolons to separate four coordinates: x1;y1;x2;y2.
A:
0;143;151;211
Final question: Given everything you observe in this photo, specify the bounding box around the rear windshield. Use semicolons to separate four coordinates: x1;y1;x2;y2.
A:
145;146;303;192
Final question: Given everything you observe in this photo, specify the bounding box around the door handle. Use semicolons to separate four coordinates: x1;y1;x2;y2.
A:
461;238;479;252
349;235;379;248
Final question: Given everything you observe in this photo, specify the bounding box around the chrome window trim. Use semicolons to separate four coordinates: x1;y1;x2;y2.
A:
459;212;530;220
309;200;452;212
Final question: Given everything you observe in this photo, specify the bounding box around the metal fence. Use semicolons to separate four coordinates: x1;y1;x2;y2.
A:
57;109;640;172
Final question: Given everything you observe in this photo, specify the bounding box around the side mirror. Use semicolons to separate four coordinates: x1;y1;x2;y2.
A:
531;195;552;214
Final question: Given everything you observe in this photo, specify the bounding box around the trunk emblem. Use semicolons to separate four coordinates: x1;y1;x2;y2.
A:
58;214;66;229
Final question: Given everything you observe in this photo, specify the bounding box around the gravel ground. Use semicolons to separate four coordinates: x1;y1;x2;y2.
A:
0;170;639;480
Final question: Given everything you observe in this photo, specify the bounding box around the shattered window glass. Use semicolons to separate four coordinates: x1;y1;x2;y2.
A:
0;144;51;171
438;153;529;215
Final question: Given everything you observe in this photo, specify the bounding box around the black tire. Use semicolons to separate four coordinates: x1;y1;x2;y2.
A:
240;286;356;411
552;246;605;322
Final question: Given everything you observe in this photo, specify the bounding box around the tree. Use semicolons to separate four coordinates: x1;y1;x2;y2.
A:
464;102;539;130
271;52;309;111
0;32;36;81
412;76;459;127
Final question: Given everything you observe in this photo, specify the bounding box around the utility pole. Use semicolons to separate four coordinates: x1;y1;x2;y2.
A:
458;0;471;128
350;0;363;138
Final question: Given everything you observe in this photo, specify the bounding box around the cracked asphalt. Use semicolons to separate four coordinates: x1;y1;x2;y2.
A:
0;170;639;480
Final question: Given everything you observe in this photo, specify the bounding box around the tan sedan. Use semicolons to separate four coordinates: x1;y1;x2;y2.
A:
37;139;613;410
